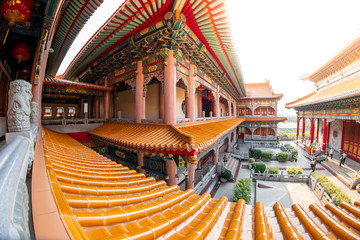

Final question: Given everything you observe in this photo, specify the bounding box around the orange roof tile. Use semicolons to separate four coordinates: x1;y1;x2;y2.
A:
32;128;360;240
244;117;287;122
242;80;283;99
286;75;360;108
88;118;244;155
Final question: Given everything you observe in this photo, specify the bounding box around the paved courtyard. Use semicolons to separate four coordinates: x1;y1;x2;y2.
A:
213;141;360;205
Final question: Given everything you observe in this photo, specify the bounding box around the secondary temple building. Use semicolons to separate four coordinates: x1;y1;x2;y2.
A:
1;0;359;239
287;37;360;162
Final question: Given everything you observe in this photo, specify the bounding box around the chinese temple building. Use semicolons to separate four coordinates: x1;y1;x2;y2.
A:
238;80;286;141
0;0;359;239
286;37;360;162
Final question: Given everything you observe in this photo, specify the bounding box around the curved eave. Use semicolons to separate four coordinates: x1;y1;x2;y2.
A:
46;0;104;77
61;0;245;98
44;77;112;91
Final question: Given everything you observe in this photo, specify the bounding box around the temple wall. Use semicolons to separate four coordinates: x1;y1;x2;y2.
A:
176;87;186;119
0;117;6;137
329;119;343;151
115;89;135;119
145;84;160;119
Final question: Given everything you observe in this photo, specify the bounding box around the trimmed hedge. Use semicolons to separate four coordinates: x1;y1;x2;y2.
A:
266;167;279;174
291;149;298;159
313;172;351;205
277;152;289;162
261;151;273;160
232;178;252;203
250;148;262;159
251;162;266;173
286;166;303;175
221;169;233;181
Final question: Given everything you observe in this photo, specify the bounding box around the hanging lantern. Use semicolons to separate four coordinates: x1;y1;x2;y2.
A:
1;0;33;44
1;0;33;26
18;65;31;79
197;85;206;91
11;42;32;63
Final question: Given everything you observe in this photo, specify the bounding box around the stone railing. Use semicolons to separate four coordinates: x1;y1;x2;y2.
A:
250;170;310;183
0;136;33;239
176;118;190;123
196;117;217;121
309;175;336;206
42;117;106;125
108;118;136;123
194;165;217;194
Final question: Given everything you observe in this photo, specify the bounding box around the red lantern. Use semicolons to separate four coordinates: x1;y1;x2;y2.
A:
1;0;33;26
11;42;32;63
19;65;31;79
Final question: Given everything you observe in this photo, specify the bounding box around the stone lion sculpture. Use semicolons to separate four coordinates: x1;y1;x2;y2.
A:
7;80;33;132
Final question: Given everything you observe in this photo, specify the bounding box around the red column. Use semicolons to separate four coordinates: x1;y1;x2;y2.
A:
296;117;300;139
164;50;176;124
186;164;195;189
166;158;178;186
135;60;145;123
112;87;116;118
316;118;320;140
310;118;315;144
186;64;195;121
215;85;220;119
302;117;306;140
88;96;93;118
327;122;331;144
198;94;202;117
341;120;345;150
137;152;145;174
227;137;231;152
228;101;231;117
104;90;110;119
94;96;100;118
322;118;327;150
159;84;164;119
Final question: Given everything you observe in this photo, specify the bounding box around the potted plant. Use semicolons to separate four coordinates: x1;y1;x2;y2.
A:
220;169;232;182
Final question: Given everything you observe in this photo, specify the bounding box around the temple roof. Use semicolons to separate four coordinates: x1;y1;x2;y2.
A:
301;36;360;83
44;77;112;91
46;0;104;77
53;0;245;99
286;75;360;109
88;118;244;155
33;128;360;239
243;117;287;122
242;80;283;100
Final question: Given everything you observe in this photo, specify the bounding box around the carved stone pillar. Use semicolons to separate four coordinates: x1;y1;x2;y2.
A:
30;102;38;124
7;80;32;132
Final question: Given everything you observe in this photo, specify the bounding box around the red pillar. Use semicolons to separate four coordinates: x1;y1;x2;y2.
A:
316;118;320;140
322;118;327;150
159;84;164;119
227;137;231;152
302;117;306;140
94;96;100;118
296;117;300;139
186;164;195;189
137;152;146;174
310;118;315;144
104;90;110;119
135;61;145;123
213;143;219;165
215;85;220;119
341;120;345;150
327;121;331;144
164;50;176;124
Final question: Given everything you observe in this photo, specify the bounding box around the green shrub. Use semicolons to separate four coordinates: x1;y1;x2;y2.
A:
221;169;233;181
249;148;262;159
266;167;279;174
285;144;295;151
277;152;289;162
232;178;252;203
291;149;298;158
251;162;266;173
261;151;273;160
313;172;351;205
259;141;266;145
269;142;277;145
286;166;303;175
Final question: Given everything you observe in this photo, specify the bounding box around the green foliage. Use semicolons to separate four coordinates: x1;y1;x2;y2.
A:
313;172;351;205
269;142;277;145
249;148;262;159
291;149;298;159
251;162;266;173
286;166;303;175
221;169;233;181
232;178;252;203
261;151;273;160
266;167;279;174
259;141;266;145
277;152;289;162
285;144;294;150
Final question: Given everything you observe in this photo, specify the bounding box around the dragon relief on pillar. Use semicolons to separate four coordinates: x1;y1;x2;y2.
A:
7;80;33;132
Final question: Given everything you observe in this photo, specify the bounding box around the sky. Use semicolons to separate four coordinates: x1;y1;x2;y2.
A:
57;0;360;116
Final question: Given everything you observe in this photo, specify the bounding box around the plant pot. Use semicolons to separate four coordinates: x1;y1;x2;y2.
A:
220;177;227;183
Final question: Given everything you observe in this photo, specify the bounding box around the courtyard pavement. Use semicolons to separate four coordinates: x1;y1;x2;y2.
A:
213;141;360;205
